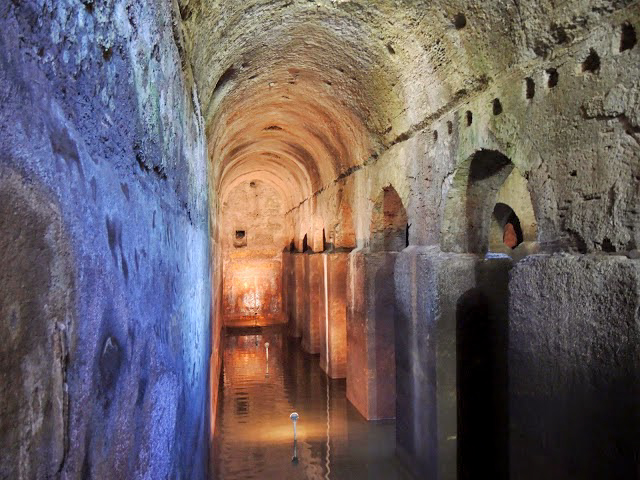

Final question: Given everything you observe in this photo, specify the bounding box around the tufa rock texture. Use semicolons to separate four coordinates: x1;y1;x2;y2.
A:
2;0;640;478
1;1;212;478
509;254;640;479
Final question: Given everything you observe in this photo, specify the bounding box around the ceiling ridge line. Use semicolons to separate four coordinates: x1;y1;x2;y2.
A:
284;75;491;215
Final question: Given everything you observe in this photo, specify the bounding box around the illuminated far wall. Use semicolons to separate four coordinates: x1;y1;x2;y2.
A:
221;179;289;325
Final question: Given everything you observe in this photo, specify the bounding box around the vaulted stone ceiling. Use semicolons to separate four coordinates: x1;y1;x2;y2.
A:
178;0;630;212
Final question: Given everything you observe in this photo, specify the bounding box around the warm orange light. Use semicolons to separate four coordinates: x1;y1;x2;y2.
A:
223;254;283;325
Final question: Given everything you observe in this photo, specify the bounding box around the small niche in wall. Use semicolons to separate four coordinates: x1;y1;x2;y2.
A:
492;98;503;116
620;23;637;52
546;68;559;88
370;185;408;252
582;49;600;73
234;229;247;248
453;13;467;30
322;228;330;251
525;77;535;99
492;203;523;249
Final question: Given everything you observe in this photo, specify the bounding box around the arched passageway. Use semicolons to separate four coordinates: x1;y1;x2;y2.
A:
205;8;411;478
210;15;403;328
488;168;538;256
446;151;532;479
370;186;410;252
492;203;523;249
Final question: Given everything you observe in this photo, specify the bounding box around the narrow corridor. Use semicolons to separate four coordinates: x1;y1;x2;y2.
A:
211;326;413;479
2;2;639;479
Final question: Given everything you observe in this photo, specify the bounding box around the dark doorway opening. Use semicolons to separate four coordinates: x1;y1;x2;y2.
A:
456;288;508;480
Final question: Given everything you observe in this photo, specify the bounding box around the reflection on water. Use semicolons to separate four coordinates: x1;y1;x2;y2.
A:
212;325;413;480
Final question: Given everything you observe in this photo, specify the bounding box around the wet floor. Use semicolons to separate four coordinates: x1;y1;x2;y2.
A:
211;325;414;480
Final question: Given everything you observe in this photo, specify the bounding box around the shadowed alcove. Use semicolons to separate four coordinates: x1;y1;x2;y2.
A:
456;285;509;480
442;150;515;253
488;168;538;256
370;185;409;252
491;203;523;249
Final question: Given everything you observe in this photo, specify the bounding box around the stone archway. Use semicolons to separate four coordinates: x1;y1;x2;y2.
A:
347;184;408;420
370;185;409;252
441;149;515;253
489;168;538;256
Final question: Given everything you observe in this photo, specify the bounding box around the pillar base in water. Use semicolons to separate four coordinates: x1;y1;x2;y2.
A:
302;254;323;354
346;250;397;421
320;252;349;379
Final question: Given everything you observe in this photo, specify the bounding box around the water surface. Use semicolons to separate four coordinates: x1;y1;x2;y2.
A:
212;325;413;479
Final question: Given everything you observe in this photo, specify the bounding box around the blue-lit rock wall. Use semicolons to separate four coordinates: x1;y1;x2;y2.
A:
0;1;211;478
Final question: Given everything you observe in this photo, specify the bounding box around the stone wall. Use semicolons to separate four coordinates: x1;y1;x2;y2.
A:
220;179;286;324
509;255;640;479
0;1;211;478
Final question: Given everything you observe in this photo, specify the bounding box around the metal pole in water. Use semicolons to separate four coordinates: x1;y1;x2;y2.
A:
265;342;270;377
290;412;299;463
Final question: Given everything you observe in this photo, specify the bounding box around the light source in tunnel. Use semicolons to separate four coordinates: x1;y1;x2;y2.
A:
209;21;406;343
221;179;286;325
491;203;523;250
489;168;537;255
290;412;300;463
227;266;279;316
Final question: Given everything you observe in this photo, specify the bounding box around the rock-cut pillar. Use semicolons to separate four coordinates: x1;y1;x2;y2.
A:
319;252;349;378
346;249;397;420
290;253;306;338
302;254;323;354
394;246;512;480
509;254;640;480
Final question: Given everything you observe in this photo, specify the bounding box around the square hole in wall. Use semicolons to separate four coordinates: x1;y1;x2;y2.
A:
234;230;247;248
